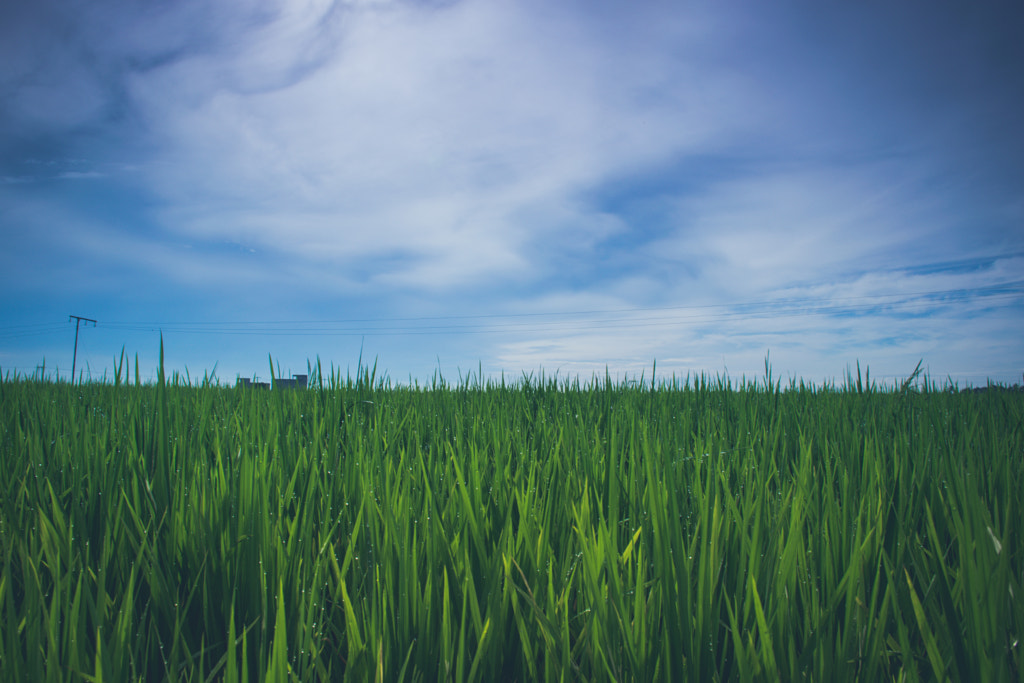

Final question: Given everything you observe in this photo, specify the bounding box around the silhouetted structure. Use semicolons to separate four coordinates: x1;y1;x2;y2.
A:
236;378;270;389
237;374;306;390
273;374;308;390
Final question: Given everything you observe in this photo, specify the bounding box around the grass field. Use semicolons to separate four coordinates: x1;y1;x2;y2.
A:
1;352;1022;681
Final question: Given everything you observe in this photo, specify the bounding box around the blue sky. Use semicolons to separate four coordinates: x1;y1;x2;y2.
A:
2;0;1022;386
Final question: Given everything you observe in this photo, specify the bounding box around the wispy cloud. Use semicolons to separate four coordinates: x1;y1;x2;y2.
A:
120;1;757;292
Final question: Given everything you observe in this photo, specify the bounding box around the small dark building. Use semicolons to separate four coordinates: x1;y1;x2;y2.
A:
273;374;308;390
236;377;270;389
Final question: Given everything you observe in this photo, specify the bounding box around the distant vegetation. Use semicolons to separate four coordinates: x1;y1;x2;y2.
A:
1;354;1021;681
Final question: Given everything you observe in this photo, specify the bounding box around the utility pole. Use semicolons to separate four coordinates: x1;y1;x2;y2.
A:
69;315;96;384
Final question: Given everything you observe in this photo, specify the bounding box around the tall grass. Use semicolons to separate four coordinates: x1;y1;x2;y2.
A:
0;357;1021;681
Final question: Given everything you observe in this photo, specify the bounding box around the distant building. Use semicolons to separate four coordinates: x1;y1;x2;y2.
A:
236;377;271;389
273;374;308;390
238;374;307;390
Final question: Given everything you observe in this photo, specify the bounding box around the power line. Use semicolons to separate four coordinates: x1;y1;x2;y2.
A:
94;279;1024;328
92;285;1022;337
0;324;69;339
0;280;1020;341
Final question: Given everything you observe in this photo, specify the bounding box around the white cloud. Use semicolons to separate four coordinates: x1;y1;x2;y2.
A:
650;163;948;287
490;289;1024;386
126;0;754;290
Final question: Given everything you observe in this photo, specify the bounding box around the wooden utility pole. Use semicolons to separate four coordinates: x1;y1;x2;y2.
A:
69;315;96;384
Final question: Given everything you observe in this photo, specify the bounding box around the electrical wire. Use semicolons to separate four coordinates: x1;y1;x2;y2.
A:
1;280;1021;339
